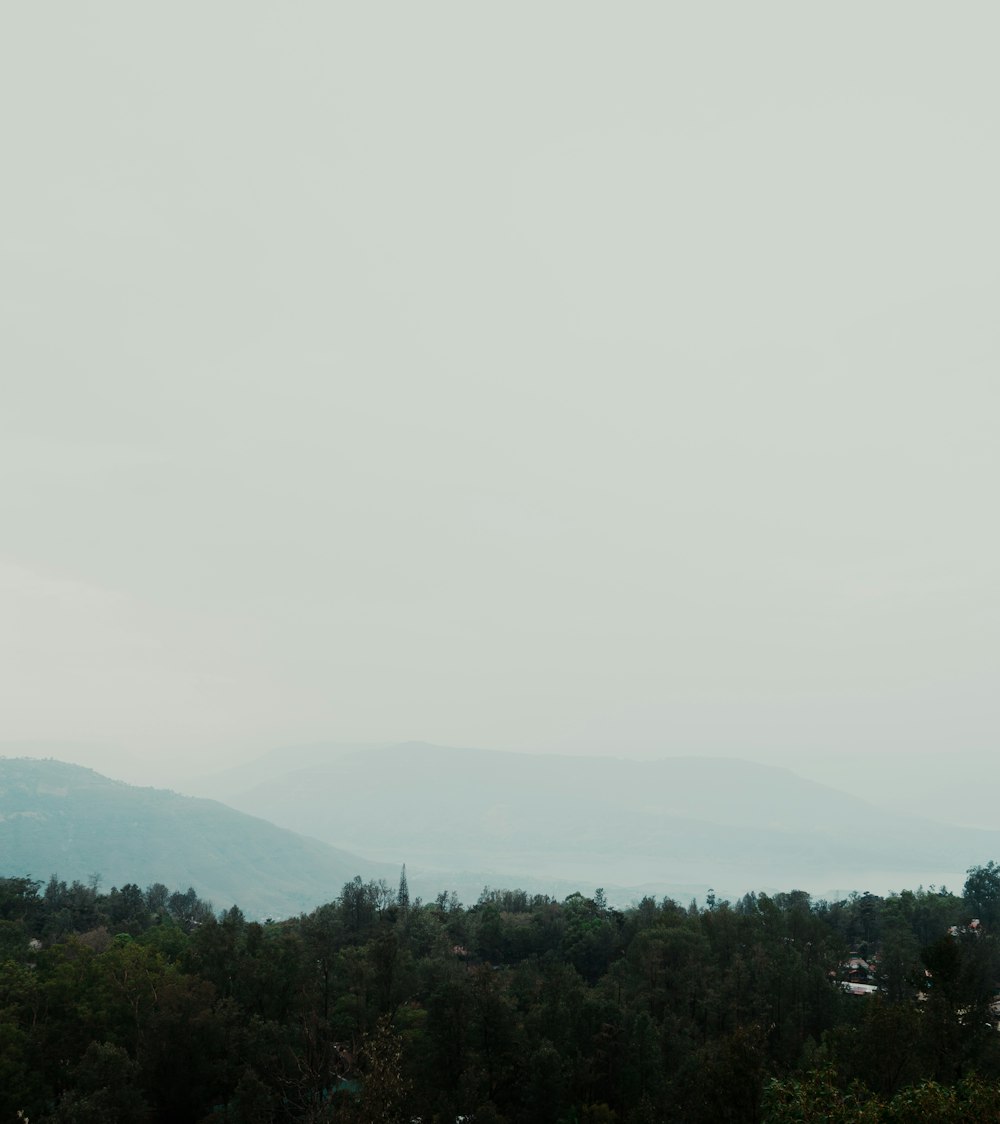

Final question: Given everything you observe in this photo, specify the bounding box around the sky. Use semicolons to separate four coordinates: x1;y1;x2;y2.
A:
2;4;998;796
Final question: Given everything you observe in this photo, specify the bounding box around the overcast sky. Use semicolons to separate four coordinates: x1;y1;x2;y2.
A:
2;4;998;789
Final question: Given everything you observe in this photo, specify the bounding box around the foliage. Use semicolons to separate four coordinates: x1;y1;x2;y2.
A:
2;870;1000;1121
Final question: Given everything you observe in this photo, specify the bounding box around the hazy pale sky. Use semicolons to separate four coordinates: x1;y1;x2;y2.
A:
2;4;998;784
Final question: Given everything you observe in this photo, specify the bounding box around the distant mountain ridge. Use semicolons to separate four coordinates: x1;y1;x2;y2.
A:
0;757;398;918
7;749;991;917
193;741;997;899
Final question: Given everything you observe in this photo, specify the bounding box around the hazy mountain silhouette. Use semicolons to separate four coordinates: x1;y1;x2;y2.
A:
194;741;995;899
0;757;398;918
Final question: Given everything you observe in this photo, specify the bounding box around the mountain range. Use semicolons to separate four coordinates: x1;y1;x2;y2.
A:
0;756;396;918
193;741;997;901
5;745;996;918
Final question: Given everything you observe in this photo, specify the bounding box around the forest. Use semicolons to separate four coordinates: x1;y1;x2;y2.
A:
4;865;1000;1122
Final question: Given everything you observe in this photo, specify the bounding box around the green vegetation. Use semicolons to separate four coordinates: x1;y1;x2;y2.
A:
4;868;1000;1121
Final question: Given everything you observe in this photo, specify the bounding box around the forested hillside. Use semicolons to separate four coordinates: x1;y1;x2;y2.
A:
4;866;1000;1121
0;758;397;917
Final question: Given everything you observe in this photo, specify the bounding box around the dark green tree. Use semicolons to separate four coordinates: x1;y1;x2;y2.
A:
964;862;1000;927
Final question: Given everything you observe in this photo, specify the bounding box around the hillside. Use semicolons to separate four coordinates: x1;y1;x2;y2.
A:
195;742;999;899
0;757;398;918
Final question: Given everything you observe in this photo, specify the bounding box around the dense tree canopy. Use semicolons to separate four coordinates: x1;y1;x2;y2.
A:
2;868;1000;1121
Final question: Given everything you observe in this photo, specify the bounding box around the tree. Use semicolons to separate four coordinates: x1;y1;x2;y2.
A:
964;862;1000;927
762;1067;881;1123
354;1015;412;1123
107;883;149;935
166;886;214;931
49;1041;151;1123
